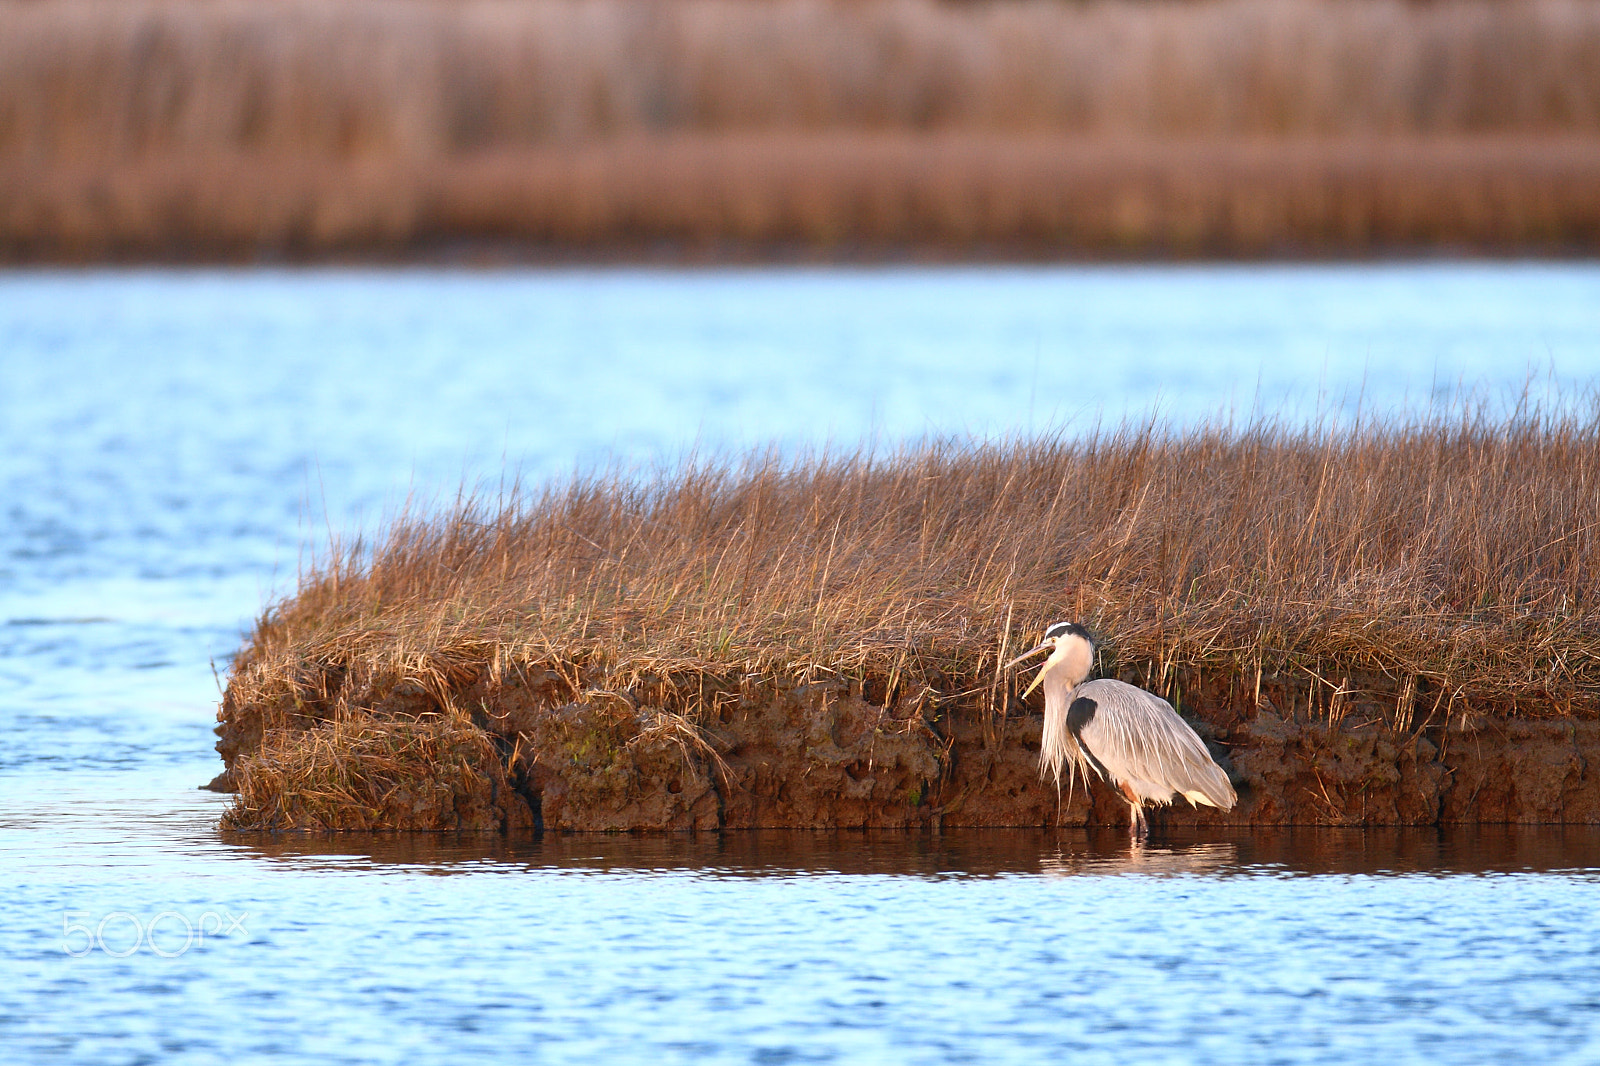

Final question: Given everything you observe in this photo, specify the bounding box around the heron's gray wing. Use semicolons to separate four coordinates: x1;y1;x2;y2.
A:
1072;678;1237;809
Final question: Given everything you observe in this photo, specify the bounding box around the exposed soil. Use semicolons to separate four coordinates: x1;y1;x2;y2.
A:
212;661;1600;831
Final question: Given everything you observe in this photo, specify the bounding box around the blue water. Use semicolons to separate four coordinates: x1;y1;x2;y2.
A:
3;263;1600;1064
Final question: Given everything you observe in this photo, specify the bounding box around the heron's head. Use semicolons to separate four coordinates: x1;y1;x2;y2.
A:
1004;621;1096;697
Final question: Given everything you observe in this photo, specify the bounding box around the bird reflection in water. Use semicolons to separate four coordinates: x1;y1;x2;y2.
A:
1039;839;1240;877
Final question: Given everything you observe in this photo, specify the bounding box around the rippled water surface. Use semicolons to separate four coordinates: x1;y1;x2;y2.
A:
4;264;1600;1063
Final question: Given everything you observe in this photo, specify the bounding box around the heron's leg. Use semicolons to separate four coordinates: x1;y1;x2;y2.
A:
1117;781;1148;840
1128;802;1147;840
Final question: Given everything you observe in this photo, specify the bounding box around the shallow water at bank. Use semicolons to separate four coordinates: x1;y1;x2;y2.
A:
4;263;1600;1062
6;779;1600;1065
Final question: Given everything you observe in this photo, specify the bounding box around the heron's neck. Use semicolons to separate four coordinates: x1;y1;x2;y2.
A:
1047;664;1089;691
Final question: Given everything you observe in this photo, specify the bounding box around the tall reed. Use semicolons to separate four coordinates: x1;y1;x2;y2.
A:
5;0;1600;162
7;0;1600;256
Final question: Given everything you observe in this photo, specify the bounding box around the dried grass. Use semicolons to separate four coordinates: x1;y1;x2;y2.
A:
226;397;1600;754
222;706;532;831
7;0;1600;160
6;0;1600;256
8;134;1600;259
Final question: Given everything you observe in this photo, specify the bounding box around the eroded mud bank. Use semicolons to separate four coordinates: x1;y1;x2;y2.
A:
211;662;1600;831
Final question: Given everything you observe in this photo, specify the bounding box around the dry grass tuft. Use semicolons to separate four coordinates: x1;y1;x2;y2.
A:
226;397;1600;761
222;707;534;831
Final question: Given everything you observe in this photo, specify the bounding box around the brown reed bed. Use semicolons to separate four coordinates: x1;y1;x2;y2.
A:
8;0;1600;155
6;0;1600;258
9;134;1600;260
216;400;1600;829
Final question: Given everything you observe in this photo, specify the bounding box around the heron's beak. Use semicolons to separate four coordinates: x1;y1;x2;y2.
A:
1002;642;1053;672
1005;640;1055;700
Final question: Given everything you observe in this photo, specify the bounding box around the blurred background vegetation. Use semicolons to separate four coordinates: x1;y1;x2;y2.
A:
4;0;1600;260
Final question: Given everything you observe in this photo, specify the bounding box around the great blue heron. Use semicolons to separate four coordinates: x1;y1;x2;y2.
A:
1005;622;1236;838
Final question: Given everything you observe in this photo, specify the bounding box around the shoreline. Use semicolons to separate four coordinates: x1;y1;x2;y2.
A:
213;663;1600;832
